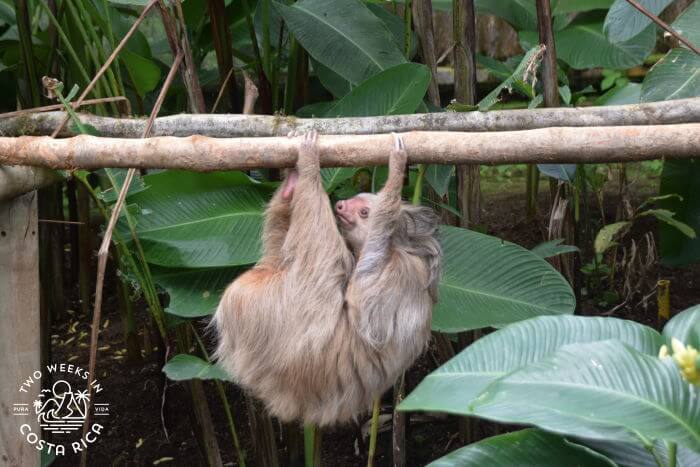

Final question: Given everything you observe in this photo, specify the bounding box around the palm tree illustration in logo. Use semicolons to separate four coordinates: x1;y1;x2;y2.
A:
33;380;89;433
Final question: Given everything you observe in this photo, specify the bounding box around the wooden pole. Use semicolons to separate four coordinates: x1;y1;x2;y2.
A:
0;124;698;171
0;191;40;467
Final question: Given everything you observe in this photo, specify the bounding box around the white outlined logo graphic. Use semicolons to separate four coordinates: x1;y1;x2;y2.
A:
12;363;110;456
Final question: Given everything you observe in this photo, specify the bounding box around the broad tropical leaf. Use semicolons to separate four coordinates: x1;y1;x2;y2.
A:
472;340;700;451
586;438;700;467
324;63;431;117
429;429;615;467
474;0;537;31
478;47;538;110
275;0;405;86
553;0;614;15
321;168;358;192
401;315;663;414
594;221;630;254
638;209;696;238
163;354;230;381
604;0;673;43
531;238;579;258
663;304;700;348
433;227;575;332
672;0;700;48
424;165;453;198
121;50;161;98
595;82;641;105
127;171;270;268
538;164;576;182
521;20;655;69
641;49;700;102
152;266;242;318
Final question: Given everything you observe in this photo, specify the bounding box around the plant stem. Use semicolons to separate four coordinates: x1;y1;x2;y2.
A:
412;164;426;205
403;0;412;59
667;441;677;467
304;424;321;467
191;324;246;467
367;398;380;467
284;36;299;115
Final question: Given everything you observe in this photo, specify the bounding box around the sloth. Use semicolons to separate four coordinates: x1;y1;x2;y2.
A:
212;131;442;426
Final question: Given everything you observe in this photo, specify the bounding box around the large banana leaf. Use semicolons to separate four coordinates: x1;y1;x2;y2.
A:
127;171;270;268
663;304;700;348
151;266;242;318
324;63;430;117
520;20;655;70
401;315;662;413
553;0;614;15
672;0;700;47
433;226;575;332
274;0;405;86
585;438;700;467
603;0;672;43
428;429;615;467
641;49;700;102
471;340;700;451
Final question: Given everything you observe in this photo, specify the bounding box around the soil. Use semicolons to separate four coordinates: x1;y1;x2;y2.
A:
47;179;699;467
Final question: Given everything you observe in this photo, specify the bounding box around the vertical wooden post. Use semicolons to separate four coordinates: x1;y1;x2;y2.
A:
0;191;40;467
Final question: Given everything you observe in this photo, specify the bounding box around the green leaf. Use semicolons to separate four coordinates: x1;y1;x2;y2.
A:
424;165;453;198
663;304;700;349
434;227;576;332
98;168;147;203
531;238;580;258
672;1;700;49
638;208;697;239
553;0;614;15
604;0;673;43
127;171;270;268
594;221;630;254
163;354;230;381
471;340;700;451
474;0;537;30
658;160;700;266
324;63;430;117
274;0;406;86
521;20;655;70
478;47;539;111
366;3;414;58
428;429;616;467
595;82;642;105
641;49;700;102
312;58;352;99
538;164;576;182
121;50;161;98
401;315;663;415
321;168;358;192
152;266;242;318
586;439;700;467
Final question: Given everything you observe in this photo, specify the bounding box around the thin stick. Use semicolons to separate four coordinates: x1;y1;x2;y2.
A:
211;67;236;113
78;52;183;467
625;0;700;55
367;399;380;467
0;97;129;118
50;0;158;138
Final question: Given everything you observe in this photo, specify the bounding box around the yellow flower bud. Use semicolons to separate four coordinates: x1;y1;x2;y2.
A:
669;338;699;385
659;345;669;359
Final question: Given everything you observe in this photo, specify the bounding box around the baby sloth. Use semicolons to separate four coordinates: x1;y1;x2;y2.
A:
212;131;441;426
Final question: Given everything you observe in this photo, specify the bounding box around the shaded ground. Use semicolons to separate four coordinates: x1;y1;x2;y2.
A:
49;168;699;466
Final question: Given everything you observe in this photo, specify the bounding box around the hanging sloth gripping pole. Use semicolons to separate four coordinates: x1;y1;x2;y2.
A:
0;123;698;171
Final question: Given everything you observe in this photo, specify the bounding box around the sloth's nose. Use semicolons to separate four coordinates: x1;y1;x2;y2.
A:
335;200;345;212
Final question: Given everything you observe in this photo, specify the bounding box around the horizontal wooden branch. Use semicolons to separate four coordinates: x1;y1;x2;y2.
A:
1;97;698;138
1;124;698;171
0;167;61;200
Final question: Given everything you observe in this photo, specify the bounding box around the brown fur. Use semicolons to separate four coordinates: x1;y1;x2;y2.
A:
212;133;442;426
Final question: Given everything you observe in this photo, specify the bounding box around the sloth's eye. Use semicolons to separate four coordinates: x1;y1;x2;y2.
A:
359;207;369;218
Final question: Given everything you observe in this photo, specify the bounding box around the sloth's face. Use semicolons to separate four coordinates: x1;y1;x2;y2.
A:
334;193;377;253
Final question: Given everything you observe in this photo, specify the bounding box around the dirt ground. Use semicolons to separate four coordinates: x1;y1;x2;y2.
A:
47;179;700;467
